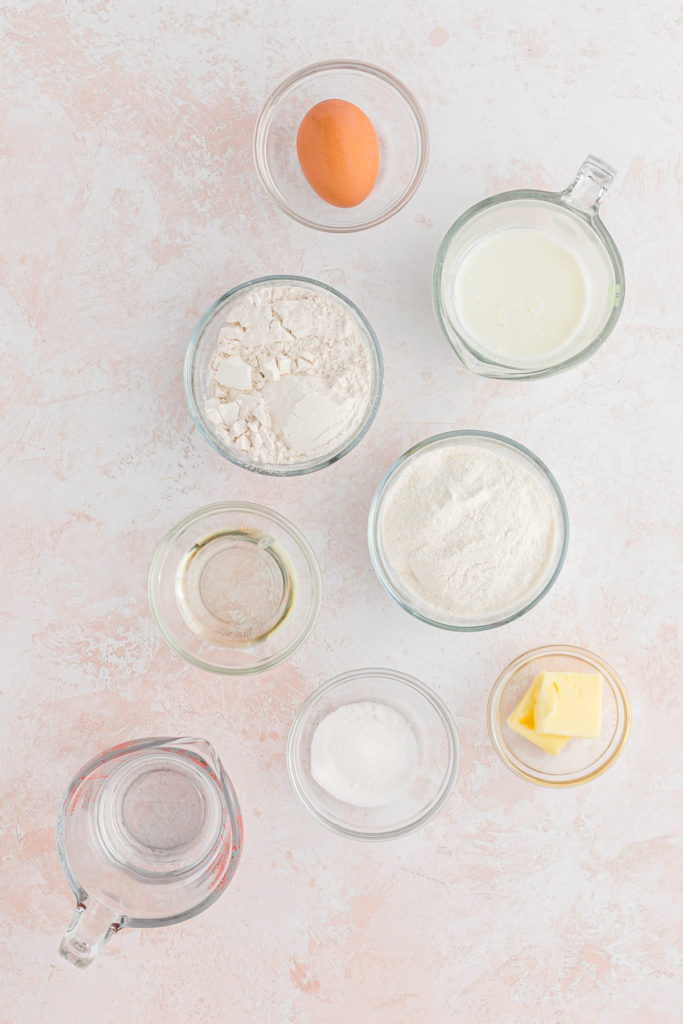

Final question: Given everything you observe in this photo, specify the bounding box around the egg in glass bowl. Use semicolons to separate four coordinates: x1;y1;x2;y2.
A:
253;59;429;232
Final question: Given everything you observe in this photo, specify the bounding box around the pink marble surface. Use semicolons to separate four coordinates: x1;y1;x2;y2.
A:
2;1;682;1021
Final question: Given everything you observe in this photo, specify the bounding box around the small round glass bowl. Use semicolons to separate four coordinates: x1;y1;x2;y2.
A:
286;669;460;841
368;431;568;631
487;645;631;787
148;502;321;675
184;275;383;477
253;60;429;232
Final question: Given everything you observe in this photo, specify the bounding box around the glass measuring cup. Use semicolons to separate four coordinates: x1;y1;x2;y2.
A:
433;155;625;379
55;737;242;967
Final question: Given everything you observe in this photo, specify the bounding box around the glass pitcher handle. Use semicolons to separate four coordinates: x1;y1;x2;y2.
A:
59;899;124;968
561;155;617;217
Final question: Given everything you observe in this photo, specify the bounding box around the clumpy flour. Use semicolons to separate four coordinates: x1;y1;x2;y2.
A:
380;443;558;619
204;283;373;465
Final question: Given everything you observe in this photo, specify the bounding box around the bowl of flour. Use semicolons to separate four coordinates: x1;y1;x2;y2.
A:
185;276;383;476
368;431;568;630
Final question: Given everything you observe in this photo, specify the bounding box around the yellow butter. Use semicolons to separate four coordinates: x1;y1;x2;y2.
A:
534;671;602;737
506;673;570;756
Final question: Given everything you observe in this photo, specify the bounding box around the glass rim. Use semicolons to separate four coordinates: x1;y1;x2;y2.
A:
286;668;460;841
184;274;384;477
253;58;430;233
148;501;322;675
368;430;569;631
433;187;626;380
486;644;631;787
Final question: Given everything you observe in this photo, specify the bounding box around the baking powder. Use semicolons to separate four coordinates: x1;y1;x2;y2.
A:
204;283;373;464
310;701;419;808
380;444;557;618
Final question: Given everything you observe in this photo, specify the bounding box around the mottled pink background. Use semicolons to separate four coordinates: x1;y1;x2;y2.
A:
1;1;682;1022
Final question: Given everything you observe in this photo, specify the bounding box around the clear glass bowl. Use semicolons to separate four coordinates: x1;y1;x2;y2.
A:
487;645;631;786
253;60;429;232
433;156;625;379
184;275;383;477
368;431;568;631
148;502;321;675
286;668;460;841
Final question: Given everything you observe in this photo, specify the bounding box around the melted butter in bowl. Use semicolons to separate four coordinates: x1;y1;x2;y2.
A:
175;528;295;648
149;502;321;675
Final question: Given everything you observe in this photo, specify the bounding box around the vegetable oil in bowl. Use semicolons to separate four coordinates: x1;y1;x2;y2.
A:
175;528;295;647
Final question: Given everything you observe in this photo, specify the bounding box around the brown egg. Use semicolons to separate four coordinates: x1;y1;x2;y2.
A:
296;98;380;208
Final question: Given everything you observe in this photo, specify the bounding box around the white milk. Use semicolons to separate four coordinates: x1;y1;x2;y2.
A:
454;228;588;360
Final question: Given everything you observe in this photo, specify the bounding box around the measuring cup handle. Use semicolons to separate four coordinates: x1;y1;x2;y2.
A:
560;155;617;217
59;900;124;968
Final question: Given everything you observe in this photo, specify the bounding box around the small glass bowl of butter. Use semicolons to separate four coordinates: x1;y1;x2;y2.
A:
487;645;630;786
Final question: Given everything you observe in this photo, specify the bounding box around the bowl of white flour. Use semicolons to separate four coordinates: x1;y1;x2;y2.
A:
368;431;568;630
185;276;383;476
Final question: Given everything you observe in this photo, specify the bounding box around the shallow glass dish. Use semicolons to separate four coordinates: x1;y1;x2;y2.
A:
253;59;429;232
286;668;459;841
368;431;568;631
149;502;321;675
185;275;383;477
487;644;631;786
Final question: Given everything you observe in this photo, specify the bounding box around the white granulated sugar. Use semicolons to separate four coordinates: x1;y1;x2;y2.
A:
380;445;557;618
310;701;419;808
204;284;373;464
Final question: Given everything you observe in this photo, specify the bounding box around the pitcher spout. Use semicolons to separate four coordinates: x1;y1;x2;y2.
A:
165;737;223;778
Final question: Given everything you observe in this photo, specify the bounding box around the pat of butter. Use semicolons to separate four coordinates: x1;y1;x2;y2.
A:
534;672;602;737
507;673;570;756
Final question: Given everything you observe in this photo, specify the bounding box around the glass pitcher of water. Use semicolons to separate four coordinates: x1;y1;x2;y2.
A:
55;737;243;967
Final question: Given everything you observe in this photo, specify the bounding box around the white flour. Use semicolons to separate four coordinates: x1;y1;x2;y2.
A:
204;283;373;464
310;701;419;808
380;444;557;618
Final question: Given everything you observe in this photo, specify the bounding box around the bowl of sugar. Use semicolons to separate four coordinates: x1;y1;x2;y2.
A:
286;669;459;840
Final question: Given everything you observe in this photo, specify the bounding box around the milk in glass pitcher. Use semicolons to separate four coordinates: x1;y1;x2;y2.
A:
434;155;625;379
